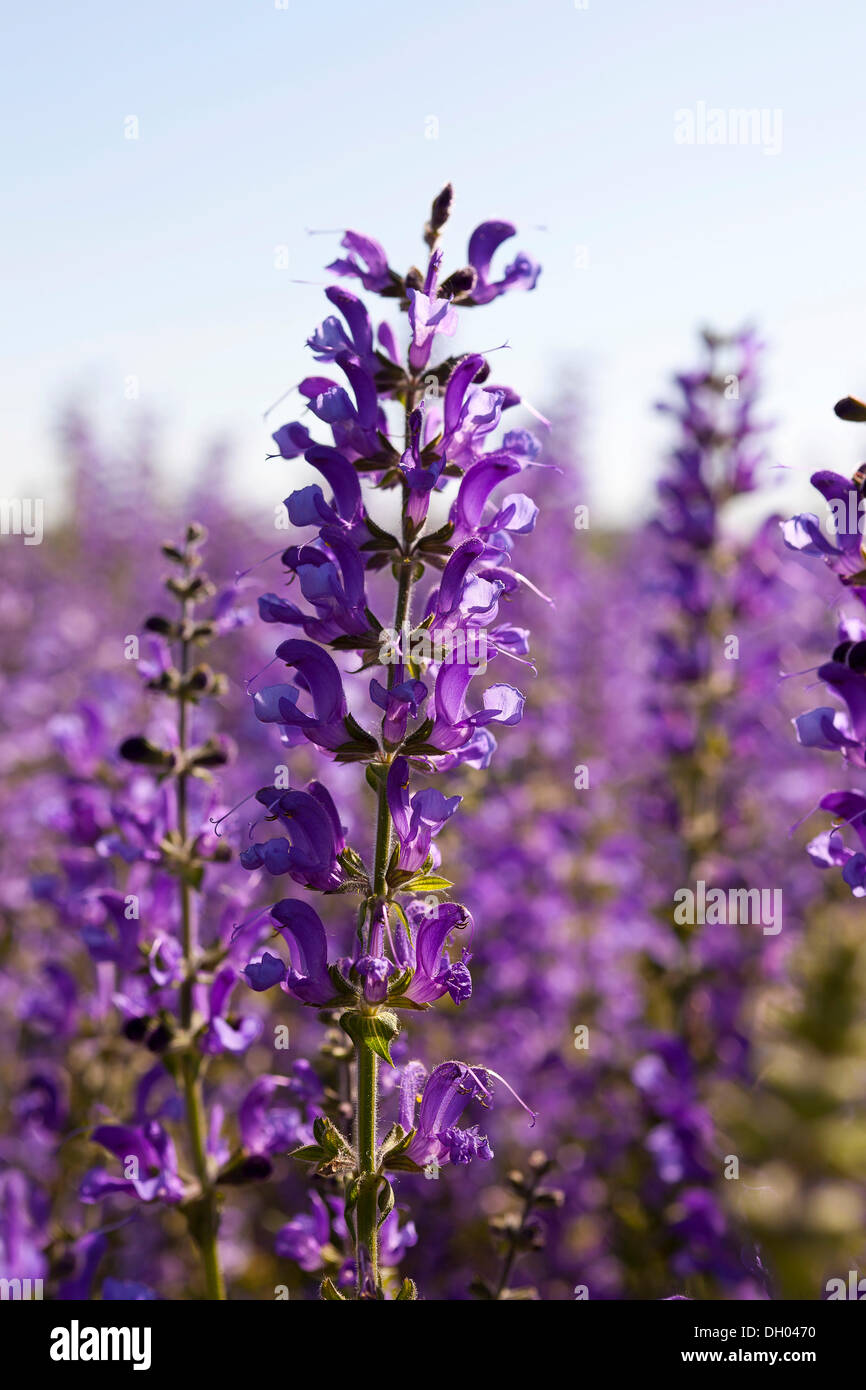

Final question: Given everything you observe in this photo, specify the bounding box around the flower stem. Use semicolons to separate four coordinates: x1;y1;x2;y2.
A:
176;578;225;1301
354;1038;380;1293
353;399;420;1293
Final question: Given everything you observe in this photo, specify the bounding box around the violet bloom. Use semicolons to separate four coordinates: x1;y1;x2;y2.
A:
430;660;524;759
260;531;368;643
102;1279;158;1300
81;1122;186;1205
370;677;428;747
244;898;336;1006
240;781;344;889
407;252;458;372
393;900;472;1005
400;1060;535;1168
0;1170;48;1282
327;230;396;295
308;285;377;371
782;469;866;590
239;1066;319;1156
199;966;262;1055
378;1208;419;1265
386;756;461;870
252;639;349;753
275;1190;342;1272
465;221;541;305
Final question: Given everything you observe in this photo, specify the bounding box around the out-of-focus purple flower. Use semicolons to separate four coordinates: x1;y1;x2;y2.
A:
275;1190;340;1272
199;966;262;1055
102;1278;158;1299
81;1122;186;1205
239;1067;319;1156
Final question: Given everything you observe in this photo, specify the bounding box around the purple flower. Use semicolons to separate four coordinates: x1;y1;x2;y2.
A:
308;286;376;368
386;756;461;870
252;639;349;753
275;1190;342;1272
261;530;368;643
379;1208;418;1265
465;221;541;305
199;967;262;1055
430;660;524;758
102;1279;158;1300
401;1061;496;1167
370;677;428;746
240;782;344;890
239;1068;319;1155
245;898;336;1006
394;900;472;1005
407;272;458;372
81;1122;186;1205
327;230;395;294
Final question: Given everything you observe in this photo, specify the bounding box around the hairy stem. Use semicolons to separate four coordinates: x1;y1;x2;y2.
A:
354;1040;380;1292
353;390;420;1296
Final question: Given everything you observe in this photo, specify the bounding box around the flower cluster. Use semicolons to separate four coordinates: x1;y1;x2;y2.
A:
785;395;866;894
237;187;541;1297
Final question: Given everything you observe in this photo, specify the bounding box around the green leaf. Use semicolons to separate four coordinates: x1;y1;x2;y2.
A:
387;996;432;1013
288;1144;329;1164
395;1278;418;1300
320;1278;347;1301
402;875;453;893
376;1177;395;1226
313;1115;354;1158
378;1124;418;1169
342;714;379;748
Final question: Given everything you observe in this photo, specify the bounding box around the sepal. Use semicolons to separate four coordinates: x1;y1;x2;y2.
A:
339;1008;399;1066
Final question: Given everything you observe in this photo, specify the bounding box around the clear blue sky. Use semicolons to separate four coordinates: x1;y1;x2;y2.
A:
4;0;866;525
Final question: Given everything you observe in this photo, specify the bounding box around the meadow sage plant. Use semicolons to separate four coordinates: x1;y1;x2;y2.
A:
238;187;542;1299
77;526;269;1300
785;393;866;892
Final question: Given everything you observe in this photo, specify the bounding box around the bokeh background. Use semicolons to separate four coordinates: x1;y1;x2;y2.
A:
3;0;866;1300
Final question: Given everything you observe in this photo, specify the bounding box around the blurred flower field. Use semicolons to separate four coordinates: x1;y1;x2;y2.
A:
2;195;866;1302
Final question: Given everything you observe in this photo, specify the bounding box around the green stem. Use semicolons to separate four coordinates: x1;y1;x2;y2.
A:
353;390;420;1296
176;584;225;1301
355;1039;380;1292
494;1181;536;1300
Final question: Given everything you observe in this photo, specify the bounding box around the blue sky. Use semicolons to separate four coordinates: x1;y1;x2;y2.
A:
5;0;866;525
